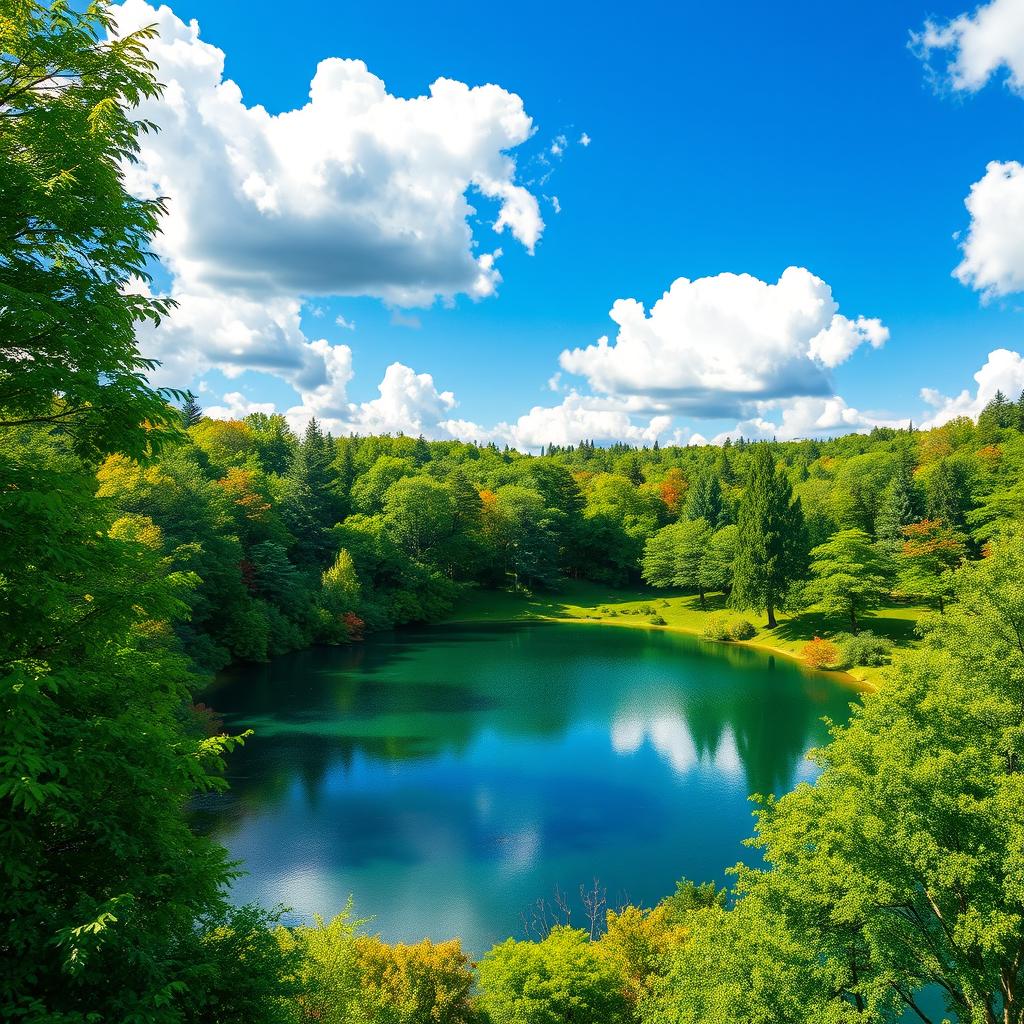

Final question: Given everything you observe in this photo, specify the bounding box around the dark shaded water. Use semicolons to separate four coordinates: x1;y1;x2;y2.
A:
195;622;857;955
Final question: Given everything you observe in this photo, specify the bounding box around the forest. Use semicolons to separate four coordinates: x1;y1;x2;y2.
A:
4;4;1024;1024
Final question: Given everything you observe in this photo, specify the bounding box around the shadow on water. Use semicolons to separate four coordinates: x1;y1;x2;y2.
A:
195;621;857;954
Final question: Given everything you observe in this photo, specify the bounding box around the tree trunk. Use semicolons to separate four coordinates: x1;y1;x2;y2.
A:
698;589;706;610
850;606;859;634
766;604;777;629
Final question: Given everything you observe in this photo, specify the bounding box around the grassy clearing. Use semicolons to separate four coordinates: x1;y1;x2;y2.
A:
447;580;925;688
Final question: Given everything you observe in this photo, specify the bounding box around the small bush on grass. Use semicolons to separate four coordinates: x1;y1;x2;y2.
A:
701;614;757;642
802;636;840;670
832;630;893;668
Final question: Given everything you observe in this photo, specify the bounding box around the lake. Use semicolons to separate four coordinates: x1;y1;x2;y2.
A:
195;621;858;955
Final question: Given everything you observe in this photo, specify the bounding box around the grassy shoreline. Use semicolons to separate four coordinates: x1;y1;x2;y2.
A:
446;580;925;690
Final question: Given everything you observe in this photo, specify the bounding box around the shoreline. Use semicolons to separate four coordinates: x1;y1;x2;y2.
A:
445;603;875;693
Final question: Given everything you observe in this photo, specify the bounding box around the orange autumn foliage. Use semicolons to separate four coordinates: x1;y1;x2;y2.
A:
802;636;839;670
659;467;688;513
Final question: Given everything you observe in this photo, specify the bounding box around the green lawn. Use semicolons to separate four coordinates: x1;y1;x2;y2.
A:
447;580;925;688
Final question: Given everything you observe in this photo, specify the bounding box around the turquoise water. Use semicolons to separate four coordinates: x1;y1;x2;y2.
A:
195;622;856;955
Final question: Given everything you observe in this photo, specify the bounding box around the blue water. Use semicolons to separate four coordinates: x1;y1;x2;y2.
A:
195;622;857;955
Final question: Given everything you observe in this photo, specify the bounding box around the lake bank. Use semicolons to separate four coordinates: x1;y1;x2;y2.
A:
445;581;925;689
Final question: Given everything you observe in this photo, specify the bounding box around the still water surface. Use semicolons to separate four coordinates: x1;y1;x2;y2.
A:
196;622;857;954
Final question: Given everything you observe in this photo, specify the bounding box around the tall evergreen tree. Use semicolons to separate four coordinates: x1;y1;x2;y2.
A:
180;391;203;428
413;433;431;466
730;444;808;628
977;388;1014;441
684;467;724;527
874;462;920;546
926;458;972;533
284;418;339;567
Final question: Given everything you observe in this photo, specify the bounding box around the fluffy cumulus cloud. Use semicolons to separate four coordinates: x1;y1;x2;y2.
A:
477;393;672;451
915;2;1024;299
110;0;542;411
920;348;1024;428
720;396;905;443
914;0;1024;95
557;267;887;416
953;160;1024;299
203;392;277;420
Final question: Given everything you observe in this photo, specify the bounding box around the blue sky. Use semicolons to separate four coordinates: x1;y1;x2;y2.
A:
117;0;1024;446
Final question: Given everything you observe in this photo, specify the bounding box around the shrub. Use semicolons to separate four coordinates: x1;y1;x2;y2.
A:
479;927;631;1024
701;613;756;642
700;613;730;640
832;630;893;668
725;617;756;640
802;636;840;669
649;615;667;625
354;936;478;1024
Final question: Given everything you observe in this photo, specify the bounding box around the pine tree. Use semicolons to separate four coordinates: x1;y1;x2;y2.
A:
730;444;808;628
180;391;203;428
874;463;920;546
684;467;724;527
284;418;340;567
977;389;1013;440
413;434;431;466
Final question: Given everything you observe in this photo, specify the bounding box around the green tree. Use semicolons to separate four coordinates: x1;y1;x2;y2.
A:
738;534;1024;1023
873;461;920;545
245;412;296;476
642;518;714;607
283;418;340;567
894;518;966;613
730;445;808;628
804;528;893;633
977;388;1014;441
479;927;631;1024
924;457;973;532
382;475;456;560
181;392;204;428
1;7;247;1018
684;466;724;526
277;904;366;1024
484;485;560;590
0;0;182;461
698;524;738;597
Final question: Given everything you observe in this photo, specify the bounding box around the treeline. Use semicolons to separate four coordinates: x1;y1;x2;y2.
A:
94;384;1024;673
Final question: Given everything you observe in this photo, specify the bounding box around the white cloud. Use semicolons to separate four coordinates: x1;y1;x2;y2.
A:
919;347;1024;428
718;395;904;443
205;391;277;420
579;132;591;147
453;393;672;452
547;371;562;392
914;3;1024;300
558;267;887;416
550;134;567;156
334;314;356;330
807;315;888;367
390;310;423;330
113;1;541;305
286;360;456;438
953;160;1024;299
913;0;1024;95
109;0;543;402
